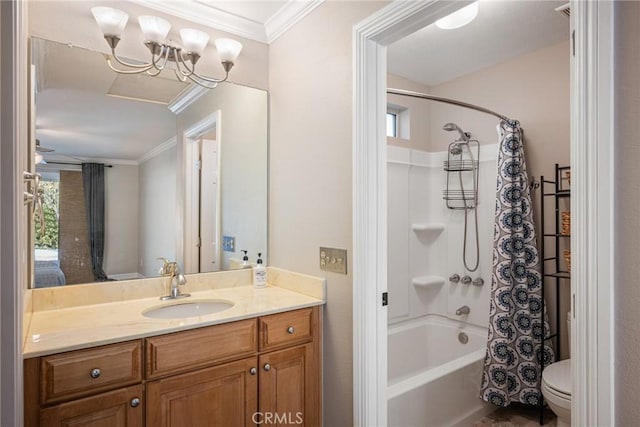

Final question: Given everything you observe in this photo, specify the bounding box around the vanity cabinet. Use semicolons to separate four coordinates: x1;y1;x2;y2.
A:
146;357;257;426
25;306;322;427
24;341;144;427
39;385;143;427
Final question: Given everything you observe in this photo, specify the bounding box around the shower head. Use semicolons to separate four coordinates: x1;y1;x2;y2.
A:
443;122;470;142
449;144;463;155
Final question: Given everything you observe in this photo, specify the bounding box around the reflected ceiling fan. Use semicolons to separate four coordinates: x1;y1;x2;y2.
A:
36;139;54;153
35;139;54;164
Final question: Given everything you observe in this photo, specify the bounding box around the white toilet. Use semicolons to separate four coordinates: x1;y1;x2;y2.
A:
541;314;572;427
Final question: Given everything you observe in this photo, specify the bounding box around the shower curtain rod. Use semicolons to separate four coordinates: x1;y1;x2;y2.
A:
387;88;512;122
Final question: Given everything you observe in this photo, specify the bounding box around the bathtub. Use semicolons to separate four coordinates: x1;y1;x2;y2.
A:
387;315;495;427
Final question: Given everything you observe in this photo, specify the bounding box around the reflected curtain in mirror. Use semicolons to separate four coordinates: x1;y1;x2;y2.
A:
82;163;109;281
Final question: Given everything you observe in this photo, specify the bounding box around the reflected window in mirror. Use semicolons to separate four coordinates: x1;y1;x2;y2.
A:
33;173;65;288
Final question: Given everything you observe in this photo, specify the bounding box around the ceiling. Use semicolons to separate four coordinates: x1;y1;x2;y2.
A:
29;0;323;164
126;0;323;43
388;0;570;87
34;38;182;162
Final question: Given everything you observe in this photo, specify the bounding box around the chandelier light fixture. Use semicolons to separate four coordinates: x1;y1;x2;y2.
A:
91;6;243;89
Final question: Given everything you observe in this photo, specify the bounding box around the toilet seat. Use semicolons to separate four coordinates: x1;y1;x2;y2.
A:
542;359;571;398
542;379;571;403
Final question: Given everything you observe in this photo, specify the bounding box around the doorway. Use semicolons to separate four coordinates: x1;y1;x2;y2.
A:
183;112;222;274
352;1;615;426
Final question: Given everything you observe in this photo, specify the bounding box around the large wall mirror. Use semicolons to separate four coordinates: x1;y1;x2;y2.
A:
30;35;267;288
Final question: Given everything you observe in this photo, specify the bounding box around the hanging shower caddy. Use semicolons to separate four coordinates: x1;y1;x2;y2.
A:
442;140;480;210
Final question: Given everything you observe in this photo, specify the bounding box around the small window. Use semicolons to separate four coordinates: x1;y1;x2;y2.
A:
386;112;397;138
386;104;409;140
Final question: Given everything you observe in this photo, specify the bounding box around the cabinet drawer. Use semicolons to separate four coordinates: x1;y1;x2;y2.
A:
259;308;316;351
146;318;257;379
40;340;142;405
40;385;143;427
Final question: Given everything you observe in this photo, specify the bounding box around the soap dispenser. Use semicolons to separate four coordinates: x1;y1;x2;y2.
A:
253;253;267;288
241;250;251;269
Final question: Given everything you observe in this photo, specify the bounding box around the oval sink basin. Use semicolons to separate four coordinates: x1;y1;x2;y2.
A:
143;300;234;319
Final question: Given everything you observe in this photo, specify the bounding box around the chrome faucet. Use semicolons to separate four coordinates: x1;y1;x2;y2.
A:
455;305;470;315
158;258;190;300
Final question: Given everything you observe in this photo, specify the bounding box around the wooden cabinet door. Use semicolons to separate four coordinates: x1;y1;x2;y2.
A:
40;385;143;427
146;357;258;427
258;343;319;426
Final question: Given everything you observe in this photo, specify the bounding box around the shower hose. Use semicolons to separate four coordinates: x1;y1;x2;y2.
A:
458;142;480;272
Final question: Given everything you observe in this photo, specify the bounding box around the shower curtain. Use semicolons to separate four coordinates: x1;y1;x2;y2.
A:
480;120;554;407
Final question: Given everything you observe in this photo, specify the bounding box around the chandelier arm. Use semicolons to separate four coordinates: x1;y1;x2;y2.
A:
187;74;219;89
176;54;196;76
174;51;227;84
173;55;189;77
190;71;229;84
146;68;163;77
106;57;155;74
109;49;153;70
151;47;171;72
173;68;188;82
174;54;195;78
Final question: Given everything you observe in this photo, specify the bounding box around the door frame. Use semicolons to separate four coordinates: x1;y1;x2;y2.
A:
182;112;221;274
1;0;28;425
352;1;615;426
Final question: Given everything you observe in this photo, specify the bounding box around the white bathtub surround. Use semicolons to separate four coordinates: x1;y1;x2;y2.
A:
387;144;499;426
387;315;494;426
387;145;497;327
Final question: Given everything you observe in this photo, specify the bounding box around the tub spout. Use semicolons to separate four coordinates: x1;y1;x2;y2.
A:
455;305;470;315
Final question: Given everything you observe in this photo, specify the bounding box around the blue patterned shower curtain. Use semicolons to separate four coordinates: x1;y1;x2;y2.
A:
479;120;555;407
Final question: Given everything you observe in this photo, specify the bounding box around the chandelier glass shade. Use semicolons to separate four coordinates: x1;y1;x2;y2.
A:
91;6;243;89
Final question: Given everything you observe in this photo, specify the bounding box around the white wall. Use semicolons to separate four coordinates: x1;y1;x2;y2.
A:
103;165;139;276
428;41;570;183
269;2;387;425
138;147;176;277
176;83;268;271
614;1;640;424
386;74;431;151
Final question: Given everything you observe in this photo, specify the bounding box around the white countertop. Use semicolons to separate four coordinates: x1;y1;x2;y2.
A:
24;268;325;358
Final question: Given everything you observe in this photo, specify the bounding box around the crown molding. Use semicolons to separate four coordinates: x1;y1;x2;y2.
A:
265;0;325;43
138;137;177;164
130;0;325;45
130;0;268;43
168;83;208;114
78;157;140;166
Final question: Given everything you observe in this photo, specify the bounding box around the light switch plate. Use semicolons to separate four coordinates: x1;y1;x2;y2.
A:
222;236;235;252
320;247;347;274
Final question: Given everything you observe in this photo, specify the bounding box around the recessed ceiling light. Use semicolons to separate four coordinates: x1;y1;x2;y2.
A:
436;2;479;30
